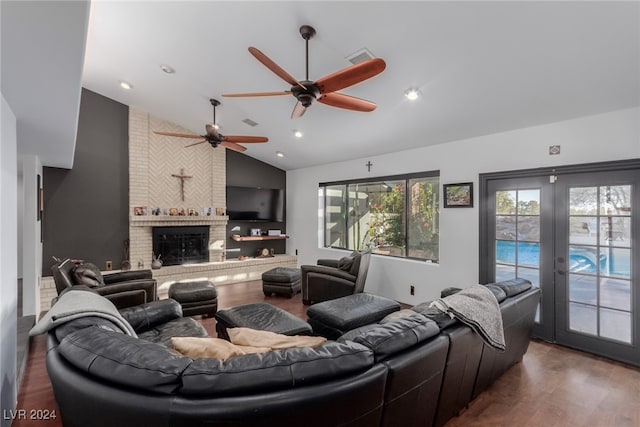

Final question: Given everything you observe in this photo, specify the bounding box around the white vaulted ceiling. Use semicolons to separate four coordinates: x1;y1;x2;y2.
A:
4;1;640;170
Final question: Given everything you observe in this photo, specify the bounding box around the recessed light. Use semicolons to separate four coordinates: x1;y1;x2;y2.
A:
404;88;421;100
293;130;303;138
160;64;175;74
119;81;133;90
276;151;285;158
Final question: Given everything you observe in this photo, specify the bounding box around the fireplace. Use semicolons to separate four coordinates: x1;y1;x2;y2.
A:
152;226;210;266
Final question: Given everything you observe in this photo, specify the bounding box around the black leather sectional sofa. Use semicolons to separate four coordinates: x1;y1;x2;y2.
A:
44;279;539;427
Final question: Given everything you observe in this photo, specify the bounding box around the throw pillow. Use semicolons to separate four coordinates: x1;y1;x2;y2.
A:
171;337;248;360
348;252;362;276
71;263;105;288
228;327;327;350
337;256;354;271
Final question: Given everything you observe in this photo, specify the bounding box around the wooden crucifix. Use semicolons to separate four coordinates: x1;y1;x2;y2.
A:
171;168;192;201
366;161;373;172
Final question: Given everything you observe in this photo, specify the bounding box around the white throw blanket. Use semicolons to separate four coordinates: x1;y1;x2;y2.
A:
29;289;137;337
430;284;505;351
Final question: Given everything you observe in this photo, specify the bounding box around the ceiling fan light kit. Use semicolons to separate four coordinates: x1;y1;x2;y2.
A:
222;25;386;119
152;98;268;152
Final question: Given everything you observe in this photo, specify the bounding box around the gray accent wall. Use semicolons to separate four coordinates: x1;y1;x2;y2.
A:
42;89;129;273
226;150;286;258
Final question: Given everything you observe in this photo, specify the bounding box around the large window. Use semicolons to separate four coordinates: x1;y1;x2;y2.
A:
320;172;440;262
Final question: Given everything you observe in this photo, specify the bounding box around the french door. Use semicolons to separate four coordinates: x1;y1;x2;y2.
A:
480;161;640;366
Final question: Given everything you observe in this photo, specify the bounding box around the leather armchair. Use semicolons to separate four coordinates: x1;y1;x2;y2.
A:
51;258;157;309
301;249;371;305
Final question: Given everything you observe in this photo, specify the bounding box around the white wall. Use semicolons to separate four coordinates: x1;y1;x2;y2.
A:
287;107;640;305
21;156;42;316
17;173;22;279
1;94;18;427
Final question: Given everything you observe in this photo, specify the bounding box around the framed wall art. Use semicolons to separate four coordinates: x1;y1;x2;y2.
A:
443;182;473;208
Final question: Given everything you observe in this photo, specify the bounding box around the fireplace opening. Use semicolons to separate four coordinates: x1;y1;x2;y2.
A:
152;226;209;266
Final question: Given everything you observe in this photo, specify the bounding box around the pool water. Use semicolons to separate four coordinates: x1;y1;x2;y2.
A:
496;240;630;276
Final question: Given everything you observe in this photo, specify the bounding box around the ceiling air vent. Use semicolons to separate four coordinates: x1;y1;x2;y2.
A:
242;118;258;127
346;48;375;65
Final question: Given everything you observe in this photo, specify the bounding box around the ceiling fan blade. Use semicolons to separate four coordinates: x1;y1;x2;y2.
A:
248;47;306;90
220;141;247;152
315;58;386;94
205;124;220;138
184;140;208;148
223;135;268;143
291;101;307;119
317;92;377;112
222;91;291;98
153;131;203;139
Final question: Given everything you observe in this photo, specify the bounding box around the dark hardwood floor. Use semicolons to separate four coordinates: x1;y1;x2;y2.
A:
14;280;640;427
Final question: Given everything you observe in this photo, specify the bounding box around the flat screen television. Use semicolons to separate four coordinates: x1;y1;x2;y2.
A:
226;186;284;222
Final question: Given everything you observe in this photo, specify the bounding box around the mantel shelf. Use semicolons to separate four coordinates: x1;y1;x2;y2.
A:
231;235;288;242
131;216;228;227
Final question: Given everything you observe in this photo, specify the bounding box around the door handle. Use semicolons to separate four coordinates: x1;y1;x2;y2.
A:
556;257;566;275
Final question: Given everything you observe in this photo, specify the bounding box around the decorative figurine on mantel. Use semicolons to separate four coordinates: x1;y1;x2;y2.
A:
152;253;162;269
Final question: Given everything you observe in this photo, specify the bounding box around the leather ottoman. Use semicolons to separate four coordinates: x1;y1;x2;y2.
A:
168;280;218;318
215;302;313;341
262;267;302;297
307;293;401;340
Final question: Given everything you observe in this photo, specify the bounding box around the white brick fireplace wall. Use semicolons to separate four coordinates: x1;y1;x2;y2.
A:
128;108;226;267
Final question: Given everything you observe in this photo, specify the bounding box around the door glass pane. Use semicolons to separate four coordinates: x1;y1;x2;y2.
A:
496;216;516;240
600;278;631;311
599;216;631;248
570;187;598;215
600;308;631;343
599;185;632;215
569;274;597;305
569;216;598;245
517;189;540;215
568;245;601;274
517;242;539;267
517;267;540;288
519;266;541;323
569;302;597;336
517;216;540;241
496;264;516;282
496;240;515;264
600;247;631;279
496;191;516;214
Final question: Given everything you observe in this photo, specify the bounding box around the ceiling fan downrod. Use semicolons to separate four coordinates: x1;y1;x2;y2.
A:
299;25;316;82
210;98;220;126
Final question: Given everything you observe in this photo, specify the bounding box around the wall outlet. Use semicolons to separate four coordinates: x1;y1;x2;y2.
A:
410;285;415;296
105;260;113;271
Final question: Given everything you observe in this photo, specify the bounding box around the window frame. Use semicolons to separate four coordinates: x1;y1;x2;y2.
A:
320;170;440;262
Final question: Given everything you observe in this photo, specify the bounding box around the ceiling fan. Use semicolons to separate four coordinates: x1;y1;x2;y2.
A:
152;99;268;152
223;25;386;119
